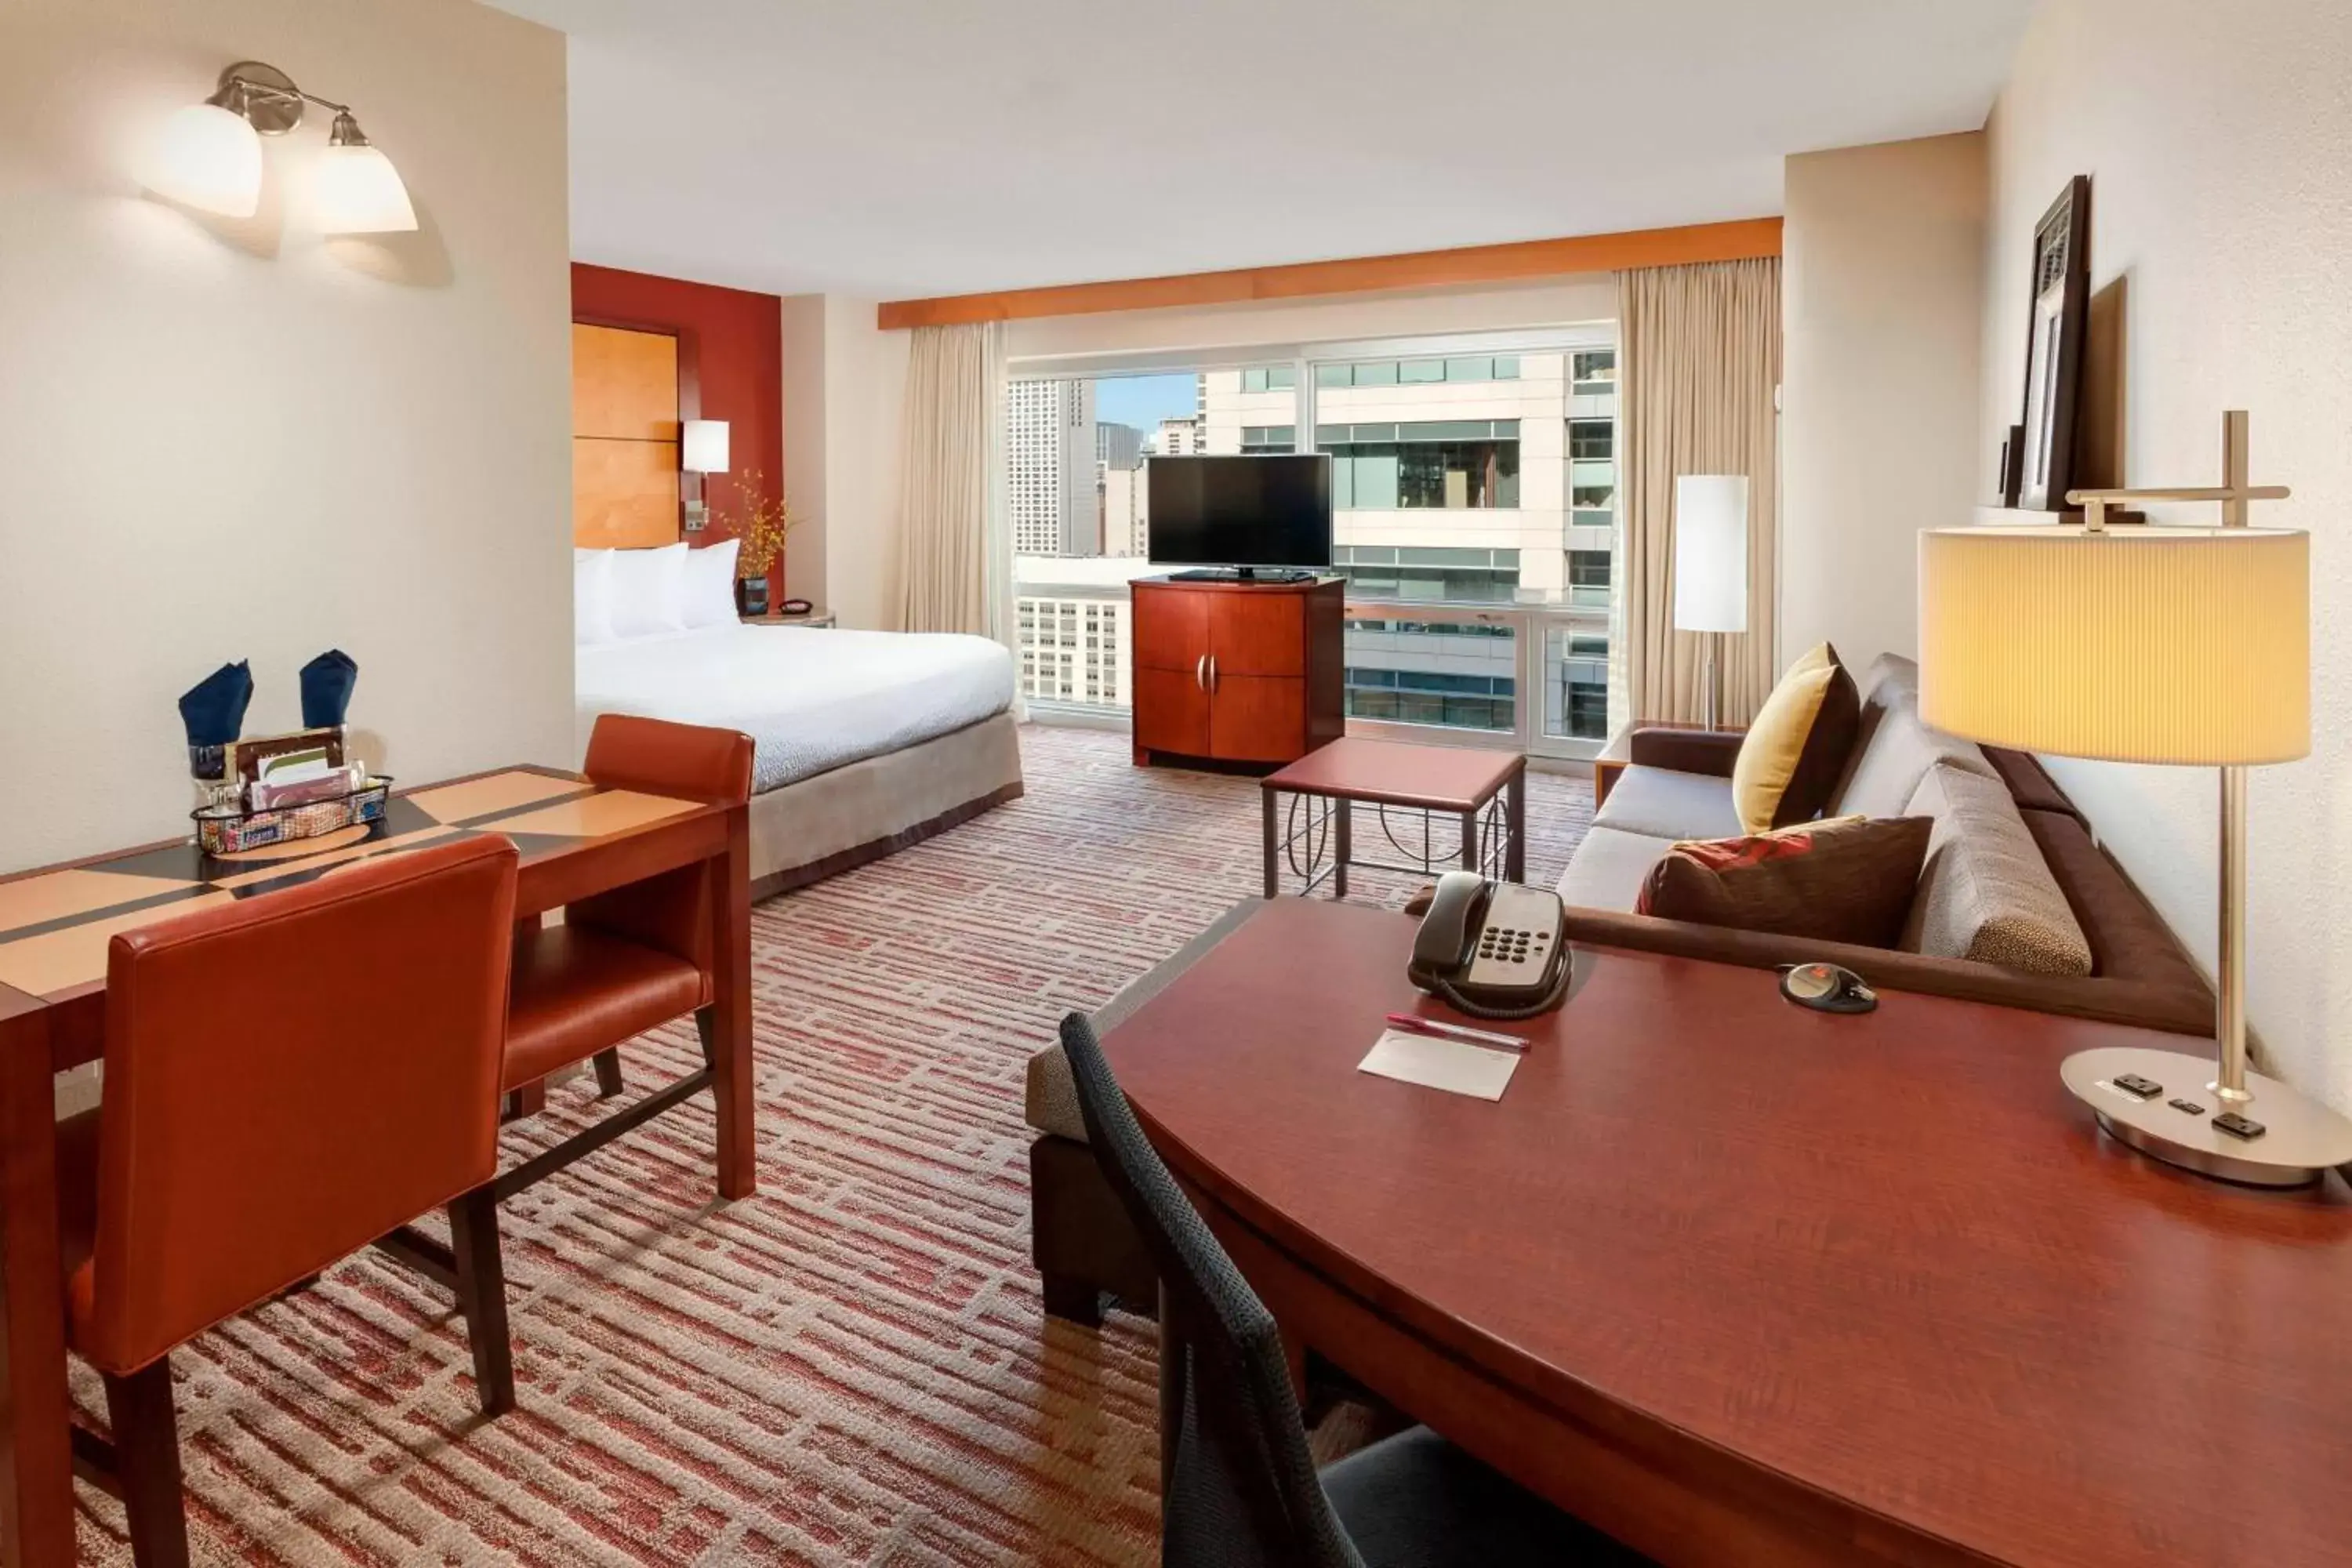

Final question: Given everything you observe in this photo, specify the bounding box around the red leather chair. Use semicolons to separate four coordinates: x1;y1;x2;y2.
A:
59;836;519;1568
488;714;753;1202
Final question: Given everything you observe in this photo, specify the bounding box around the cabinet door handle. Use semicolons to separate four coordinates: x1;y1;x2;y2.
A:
1196;655;1208;691
1208;655;1218;692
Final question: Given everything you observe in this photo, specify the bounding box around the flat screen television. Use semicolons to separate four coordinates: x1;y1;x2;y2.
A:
1148;454;1332;576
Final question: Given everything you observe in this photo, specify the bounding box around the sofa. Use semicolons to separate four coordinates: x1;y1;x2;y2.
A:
1560;654;2214;1035
1023;653;2216;1325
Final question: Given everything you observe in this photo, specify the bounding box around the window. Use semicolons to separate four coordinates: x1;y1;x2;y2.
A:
1568;549;1611;608
1314;357;1522;389
1007;332;1621;750
1332;546;1519;604
1543;626;1611;740
1343;618;1518;734
1317;419;1520;510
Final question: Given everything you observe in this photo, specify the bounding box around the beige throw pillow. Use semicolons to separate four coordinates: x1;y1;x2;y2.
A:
1900;761;2092;975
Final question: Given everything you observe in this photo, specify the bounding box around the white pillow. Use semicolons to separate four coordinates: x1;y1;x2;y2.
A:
573;549;615;646
606;543;689;639
680;537;742;629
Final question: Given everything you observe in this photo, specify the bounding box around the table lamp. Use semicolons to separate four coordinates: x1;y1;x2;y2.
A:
1672;474;1748;728
1918;411;2352;1187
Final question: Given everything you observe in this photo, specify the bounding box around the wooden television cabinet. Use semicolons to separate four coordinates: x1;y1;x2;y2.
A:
1131;575;1345;768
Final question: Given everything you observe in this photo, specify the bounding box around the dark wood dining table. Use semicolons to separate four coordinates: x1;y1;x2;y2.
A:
1098;896;2352;1567
0;764;753;1566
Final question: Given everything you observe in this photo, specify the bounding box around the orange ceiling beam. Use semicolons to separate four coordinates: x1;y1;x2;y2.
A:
875;217;1782;331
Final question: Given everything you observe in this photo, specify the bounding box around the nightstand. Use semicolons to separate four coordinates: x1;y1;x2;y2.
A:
742;608;836;629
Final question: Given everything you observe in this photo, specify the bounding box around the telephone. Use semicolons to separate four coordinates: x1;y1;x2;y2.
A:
1406;872;1575;1020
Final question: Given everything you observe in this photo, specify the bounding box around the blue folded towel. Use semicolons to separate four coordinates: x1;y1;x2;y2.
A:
178;661;253;748
299;648;358;728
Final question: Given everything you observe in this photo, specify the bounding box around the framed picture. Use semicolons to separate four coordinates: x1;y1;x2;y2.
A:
2017;176;2091;511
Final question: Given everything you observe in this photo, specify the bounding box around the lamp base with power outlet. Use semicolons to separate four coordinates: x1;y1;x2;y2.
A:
2061;1044;2352;1188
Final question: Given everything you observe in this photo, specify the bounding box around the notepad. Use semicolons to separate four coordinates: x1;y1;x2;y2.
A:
1358;1028;1519;1102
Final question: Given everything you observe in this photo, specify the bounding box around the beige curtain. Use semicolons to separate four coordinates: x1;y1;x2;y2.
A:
896;321;1008;639
1620;257;1782;726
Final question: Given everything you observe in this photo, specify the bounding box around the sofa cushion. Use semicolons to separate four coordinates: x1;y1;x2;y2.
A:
1860;652;1919;709
1731;643;1861;832
1557;825;1681;911
1636;815;1933;948
1900;761;2092;975
1830;688;1998;820
1593;764;1742;840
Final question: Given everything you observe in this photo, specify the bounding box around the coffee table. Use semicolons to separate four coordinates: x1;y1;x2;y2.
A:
1258;737;1525;898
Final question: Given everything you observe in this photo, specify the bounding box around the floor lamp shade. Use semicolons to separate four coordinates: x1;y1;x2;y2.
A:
1918;525;2309;765
1672;475;1749;633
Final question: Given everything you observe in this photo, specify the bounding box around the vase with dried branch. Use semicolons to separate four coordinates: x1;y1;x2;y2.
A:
717;468;801;615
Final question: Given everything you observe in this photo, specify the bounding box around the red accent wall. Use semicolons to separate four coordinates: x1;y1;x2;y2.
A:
571;263;785;597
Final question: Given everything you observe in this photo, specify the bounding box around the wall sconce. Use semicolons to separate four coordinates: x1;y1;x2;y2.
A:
681;419;729;532
143;60;416;233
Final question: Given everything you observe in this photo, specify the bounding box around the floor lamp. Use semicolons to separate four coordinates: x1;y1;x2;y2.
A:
1673;475;1748;729
1918;412;2352;1188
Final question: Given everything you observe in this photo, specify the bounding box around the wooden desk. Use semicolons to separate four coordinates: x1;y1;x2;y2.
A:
0;766;753;1566
1098;898;2352;1567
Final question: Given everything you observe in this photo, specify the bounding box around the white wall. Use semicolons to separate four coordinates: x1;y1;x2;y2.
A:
0;0;572;871
1006;278;1617;364
1780;132;1987;674
779;295;909;630
1979;0;2352;1109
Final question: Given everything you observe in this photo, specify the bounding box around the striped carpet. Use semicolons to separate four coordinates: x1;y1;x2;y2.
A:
74;724;1594;1566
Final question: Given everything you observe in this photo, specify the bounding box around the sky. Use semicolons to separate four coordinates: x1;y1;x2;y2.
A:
1093;372;1198;434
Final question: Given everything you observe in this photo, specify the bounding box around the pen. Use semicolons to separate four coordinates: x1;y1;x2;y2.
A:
1384;1012;1529;1054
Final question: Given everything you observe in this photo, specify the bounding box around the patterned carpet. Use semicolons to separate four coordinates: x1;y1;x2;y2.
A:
74;724;1594;1566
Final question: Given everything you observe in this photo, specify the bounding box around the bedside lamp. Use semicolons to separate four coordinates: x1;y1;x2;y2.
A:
1918;411;2352;1187
681;419;729;532
1672;474;1748;728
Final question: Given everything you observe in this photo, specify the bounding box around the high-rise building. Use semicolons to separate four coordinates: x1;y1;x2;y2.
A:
1095;422;1142;470
1150;416;1200;457
1009;379;1098;556
1102;462;1148;557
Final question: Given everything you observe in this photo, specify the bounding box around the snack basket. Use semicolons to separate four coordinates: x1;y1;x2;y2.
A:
191;777;392;857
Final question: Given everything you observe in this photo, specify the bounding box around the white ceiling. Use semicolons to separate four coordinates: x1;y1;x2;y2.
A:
488;0;2035;301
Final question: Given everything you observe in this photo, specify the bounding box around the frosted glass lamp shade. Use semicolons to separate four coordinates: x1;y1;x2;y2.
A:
683;420;731;474
1672;474;1749;633
143;102;263;217
310;143;416;233
1918;524;2309;764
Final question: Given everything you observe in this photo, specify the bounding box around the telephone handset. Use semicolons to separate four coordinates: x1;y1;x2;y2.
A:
1406;871;1575;1021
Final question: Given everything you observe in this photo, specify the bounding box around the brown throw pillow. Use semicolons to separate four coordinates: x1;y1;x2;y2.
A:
1635;814;1934;948
1730;642;1862;832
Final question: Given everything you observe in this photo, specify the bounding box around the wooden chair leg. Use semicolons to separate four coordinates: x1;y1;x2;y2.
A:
447;1188;515;1417
100;1357;189;1568
591;1048;626;1099
501;1080;547;1123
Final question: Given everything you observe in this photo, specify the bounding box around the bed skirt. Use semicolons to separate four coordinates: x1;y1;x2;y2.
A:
747;710;1023;902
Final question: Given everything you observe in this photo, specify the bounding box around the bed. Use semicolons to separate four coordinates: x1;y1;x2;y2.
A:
575;623;1022;899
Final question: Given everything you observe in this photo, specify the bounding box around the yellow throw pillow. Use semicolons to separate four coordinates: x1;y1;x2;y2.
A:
1730;643;1860;833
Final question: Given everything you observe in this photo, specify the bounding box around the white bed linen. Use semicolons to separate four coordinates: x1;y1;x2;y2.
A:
576;625;1015;794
